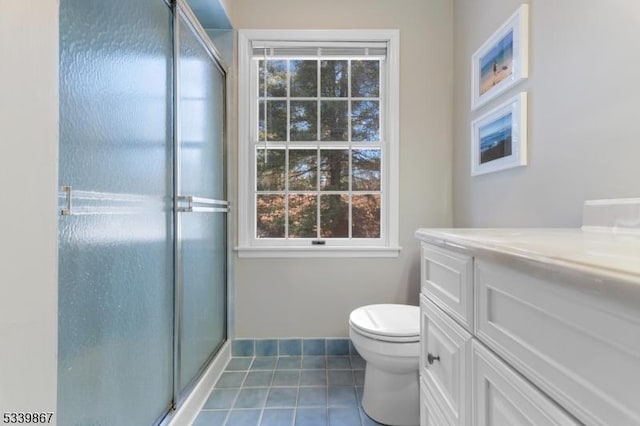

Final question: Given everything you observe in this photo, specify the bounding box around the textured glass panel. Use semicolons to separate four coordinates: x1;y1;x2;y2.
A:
259;100;287;141
351;100;380;141
320;149;349;190
257;149;286;191
178;13;227;392
289;149;317;190
258;59;287;97
58;214;174;425
320;195;349;238
321;60;348;97
180;212;227;390
180;27;226;200
320;101;348;141
59;0;172;197
352;194;381;238
289;194;317;238
290;60;317;97
58;0;173;424
257;195;285;238
352;149;381;190
351;60;380;97
290;101;317;141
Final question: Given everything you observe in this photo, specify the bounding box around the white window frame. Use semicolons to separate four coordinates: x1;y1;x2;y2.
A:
237;29;400;258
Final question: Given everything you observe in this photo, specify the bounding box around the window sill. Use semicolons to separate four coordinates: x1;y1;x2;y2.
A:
235;246;402;258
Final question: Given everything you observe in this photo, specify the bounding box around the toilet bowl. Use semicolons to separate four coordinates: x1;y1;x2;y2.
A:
349;304;420;426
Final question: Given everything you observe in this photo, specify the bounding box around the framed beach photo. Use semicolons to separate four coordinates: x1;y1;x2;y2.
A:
471;92;527;176
471;4;528;110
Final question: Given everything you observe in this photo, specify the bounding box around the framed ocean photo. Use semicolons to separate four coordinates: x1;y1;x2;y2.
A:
471;5;528;110
471;92;527;176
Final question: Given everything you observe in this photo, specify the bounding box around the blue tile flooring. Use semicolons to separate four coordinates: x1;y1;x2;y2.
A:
193;354;383;426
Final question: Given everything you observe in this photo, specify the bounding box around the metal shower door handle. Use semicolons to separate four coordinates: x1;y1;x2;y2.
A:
176;195;229;213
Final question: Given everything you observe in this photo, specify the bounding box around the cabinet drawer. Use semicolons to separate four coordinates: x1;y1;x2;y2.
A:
475;259;640;425
421;243;473;331
472;340;578;426
421;377;450;426
420;294;472;426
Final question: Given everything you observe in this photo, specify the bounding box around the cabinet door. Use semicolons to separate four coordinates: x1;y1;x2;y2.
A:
475;259;640;425
421;377;451;426
472;340;579;426
421;243;474;332
420;294;472;426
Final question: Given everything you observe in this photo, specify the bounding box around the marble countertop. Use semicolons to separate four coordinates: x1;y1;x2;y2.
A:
415;228;640;284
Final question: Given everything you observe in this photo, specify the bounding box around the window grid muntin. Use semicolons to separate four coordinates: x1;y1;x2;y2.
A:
253;55;384;242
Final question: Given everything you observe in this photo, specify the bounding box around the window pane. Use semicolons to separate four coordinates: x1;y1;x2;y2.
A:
352;149;381;191
290;101;317;141
352;60;379;97
256;148;286;191
320;195;349;238
321;60;348;97
289;194;317;238
351;100;379;141
289;149;317;190
258;100;287;141
352;194;380;238
257;194;285;238
320;101;348;141
290;60;317;97
258;60;287;97
320;149;348;191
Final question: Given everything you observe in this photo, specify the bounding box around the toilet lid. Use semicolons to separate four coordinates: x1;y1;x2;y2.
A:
349;304;420;339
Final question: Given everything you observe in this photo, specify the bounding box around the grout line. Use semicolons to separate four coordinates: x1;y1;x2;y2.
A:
201;353;366;426
220;388;236;425
325;362;330;422
292;378;300;426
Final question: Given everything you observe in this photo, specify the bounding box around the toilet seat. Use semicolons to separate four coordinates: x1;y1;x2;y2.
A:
349;304;420;343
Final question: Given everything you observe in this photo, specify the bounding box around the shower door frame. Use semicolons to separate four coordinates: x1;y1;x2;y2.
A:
171;0;230;411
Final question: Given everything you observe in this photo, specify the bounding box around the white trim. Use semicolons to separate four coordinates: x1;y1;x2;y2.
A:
164;341;231;426
386;30;400;254
241;29;400;44
236;246;402;258
238;29;400;257
238;30;252;249
584;197;640;206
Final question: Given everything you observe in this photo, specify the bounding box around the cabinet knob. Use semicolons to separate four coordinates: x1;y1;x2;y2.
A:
427;353;440;365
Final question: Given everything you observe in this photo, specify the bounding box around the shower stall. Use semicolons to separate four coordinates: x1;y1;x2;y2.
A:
57;0;229;423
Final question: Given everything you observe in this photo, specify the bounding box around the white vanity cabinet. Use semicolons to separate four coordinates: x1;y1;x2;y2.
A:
416;228;640;426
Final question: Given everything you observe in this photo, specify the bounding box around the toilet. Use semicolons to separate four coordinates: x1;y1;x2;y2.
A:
349;304;420;426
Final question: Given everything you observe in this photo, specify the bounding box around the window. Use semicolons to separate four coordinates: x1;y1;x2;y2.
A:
237;30;400;257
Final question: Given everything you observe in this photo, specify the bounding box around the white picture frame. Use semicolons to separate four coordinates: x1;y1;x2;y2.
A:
471;92;527;176
471;4;528;110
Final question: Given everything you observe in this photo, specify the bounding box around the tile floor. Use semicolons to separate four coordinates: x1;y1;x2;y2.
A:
193;354;383;426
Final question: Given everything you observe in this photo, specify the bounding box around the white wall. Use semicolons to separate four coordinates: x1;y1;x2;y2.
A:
230;0;454;337
0;0;58;420
453;0;640;227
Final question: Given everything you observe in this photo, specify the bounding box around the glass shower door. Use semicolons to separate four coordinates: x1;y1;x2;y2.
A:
57;0;174;424
174;5;228;394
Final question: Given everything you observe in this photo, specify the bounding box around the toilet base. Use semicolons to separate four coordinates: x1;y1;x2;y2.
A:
361;362;420;426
